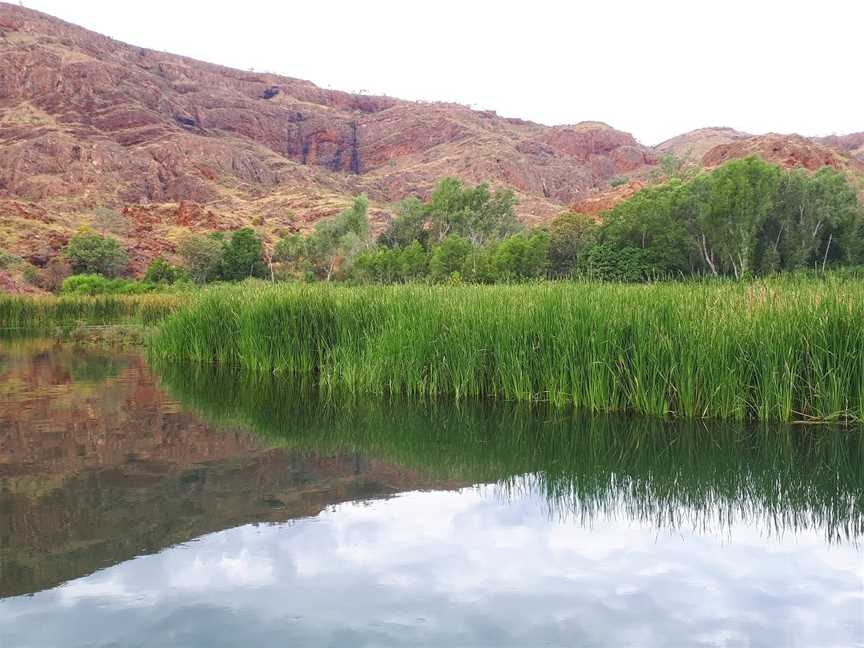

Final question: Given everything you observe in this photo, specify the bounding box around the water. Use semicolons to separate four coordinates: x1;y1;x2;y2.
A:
0;340;862;647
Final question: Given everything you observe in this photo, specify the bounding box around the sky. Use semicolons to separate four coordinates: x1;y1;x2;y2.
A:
17;0;864;145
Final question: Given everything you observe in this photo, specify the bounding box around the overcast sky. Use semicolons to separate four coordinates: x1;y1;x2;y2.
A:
19;0;863;145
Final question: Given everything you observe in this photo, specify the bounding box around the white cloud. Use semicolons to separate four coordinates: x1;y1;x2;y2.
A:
2;484;861;647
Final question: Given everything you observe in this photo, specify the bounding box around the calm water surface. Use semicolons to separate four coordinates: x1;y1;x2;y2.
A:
0;340;861;647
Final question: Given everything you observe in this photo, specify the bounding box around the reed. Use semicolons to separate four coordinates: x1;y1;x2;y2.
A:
150;276;864;422
0;293;186;333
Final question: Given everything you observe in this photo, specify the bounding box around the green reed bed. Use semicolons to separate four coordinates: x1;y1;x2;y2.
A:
150;277;864;422
0;293;186;333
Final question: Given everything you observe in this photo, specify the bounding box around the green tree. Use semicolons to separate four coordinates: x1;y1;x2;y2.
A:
399;241;429;281
773;167;861;270
64;228;128;277
274;196;371;281
177;232;223;284
378;197;429;248
490;232;550;280
426;178;520;245
430;235;472;281
599;181;696;277
547;212;598;277
144;256;186;284
695;157;781;278
218;228;267;281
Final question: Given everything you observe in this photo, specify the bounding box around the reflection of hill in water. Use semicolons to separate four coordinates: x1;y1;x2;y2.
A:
0;343;459;598
157;363;864;546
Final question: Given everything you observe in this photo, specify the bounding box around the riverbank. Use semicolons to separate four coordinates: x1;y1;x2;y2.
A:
148;276;864;422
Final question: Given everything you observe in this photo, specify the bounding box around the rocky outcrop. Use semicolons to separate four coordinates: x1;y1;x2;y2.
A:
701;133;855;172
655;127;753;160
815;133;864;161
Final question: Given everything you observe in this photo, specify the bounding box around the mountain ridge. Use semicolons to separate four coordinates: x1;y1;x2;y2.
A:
0;2;861;277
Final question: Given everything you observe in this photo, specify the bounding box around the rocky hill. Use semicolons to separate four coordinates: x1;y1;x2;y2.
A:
0;2;861;278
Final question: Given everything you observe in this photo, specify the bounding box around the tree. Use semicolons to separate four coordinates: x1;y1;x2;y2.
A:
144;256;186;284
695;157;780;278
378;197;429;248
277;196;372;281
92;207;128;236
426;178;520;245
430;235;472;280
177;232;223;284
773;167;860;270
64;228;128;277
36;257;72;292
490;232;550;280
218;228;267;281
547;212;598;277
599;181;696;277
399;241;429;281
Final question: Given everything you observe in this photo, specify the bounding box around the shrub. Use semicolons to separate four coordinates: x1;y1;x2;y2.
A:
60;274;158;296
37;257;73;292
144;256;187;284
64;228;128;277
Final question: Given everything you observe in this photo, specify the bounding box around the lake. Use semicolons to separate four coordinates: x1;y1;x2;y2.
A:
0;340;861;647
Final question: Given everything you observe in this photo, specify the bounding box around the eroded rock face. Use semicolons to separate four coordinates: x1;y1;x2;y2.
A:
0;4;655;217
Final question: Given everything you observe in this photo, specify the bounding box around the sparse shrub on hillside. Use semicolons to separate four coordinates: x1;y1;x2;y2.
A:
36;257;73;292
0;250;20;269
92;207;129;236
22;265;40;286
609;176;628;188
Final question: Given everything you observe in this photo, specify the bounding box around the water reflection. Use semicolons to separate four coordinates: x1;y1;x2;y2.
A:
0;343;861;647
157;363;864;545
0;341;449;598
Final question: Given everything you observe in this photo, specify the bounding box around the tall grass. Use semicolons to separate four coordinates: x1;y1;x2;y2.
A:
150;276;864;422
0;293;185;333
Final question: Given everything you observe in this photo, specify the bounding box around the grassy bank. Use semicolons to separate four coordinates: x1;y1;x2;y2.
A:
0;293;186;335
150;276;864;422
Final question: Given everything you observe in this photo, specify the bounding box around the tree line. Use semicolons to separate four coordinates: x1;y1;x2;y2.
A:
271;156;862;283
10;155;862;294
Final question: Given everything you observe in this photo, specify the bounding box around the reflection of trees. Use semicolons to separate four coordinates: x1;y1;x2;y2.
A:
0;339;125;389
157;363;864;545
